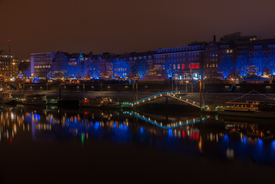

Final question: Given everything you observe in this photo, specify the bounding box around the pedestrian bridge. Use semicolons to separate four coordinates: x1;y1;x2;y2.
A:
131;90;206;109
123;111;206;129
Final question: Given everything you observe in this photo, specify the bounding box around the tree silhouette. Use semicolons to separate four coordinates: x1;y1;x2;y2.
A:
132;59;149;78
162;57;178;78
217;54;235;79
235;49;250;77
268;50;275;75
252;53;268;76
112;59;130;79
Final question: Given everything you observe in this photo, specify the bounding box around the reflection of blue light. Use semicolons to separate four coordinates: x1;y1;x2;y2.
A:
113;123;117;128
168;129;173;137
120;124;123;129
271;141;275;149
258;139;263;147
140;127;143;134
223;134;229;142
95;121;100;129
74;118;77;123
33;113;40;121
243;136;247;144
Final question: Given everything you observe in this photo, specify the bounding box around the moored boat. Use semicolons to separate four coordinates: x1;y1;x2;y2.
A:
22;94;47;105
218;100;275;118
0;93;13;104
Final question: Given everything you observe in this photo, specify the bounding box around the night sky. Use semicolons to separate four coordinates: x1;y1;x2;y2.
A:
1;0;275;60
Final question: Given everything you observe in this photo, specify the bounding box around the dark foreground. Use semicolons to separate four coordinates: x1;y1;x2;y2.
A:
0;106;274;184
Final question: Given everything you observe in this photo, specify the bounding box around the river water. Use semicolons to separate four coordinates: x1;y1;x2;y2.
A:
0;105;274;183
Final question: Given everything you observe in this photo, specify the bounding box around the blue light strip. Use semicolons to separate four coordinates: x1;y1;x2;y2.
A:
123;111;206;129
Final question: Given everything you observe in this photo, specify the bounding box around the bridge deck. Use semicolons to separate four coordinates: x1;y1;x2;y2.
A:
131;90;206;109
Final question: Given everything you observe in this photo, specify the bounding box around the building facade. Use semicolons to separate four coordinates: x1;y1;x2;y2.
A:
31;52;56;79
0;51;18;80
220;32;258;55
204;41;237;78
154;42;206;79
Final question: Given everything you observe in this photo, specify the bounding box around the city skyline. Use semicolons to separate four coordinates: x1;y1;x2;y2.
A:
1;0;275;60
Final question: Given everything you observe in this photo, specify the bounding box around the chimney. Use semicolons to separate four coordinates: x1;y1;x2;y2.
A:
213;35;216;42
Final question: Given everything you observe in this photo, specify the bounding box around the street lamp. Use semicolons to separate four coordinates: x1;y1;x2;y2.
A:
185;81;189;93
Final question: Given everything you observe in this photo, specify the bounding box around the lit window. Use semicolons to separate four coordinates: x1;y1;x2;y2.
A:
177;64;180;69
181;64;185;69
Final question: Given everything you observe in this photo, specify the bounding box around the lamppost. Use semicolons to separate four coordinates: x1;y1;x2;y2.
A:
185;81;189;93
12;62;15;81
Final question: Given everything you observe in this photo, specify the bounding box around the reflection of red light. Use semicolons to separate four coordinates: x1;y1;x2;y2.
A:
261;132;263;137
192;133;195;139
233;128;235;132
10;137;12;143
196;133;199;140
85;112;88;115
182;130;185;138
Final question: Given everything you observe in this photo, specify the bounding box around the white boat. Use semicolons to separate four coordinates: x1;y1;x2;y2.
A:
218;100;260;112
217;100;275;118
22;94;47;105
0;93;13;104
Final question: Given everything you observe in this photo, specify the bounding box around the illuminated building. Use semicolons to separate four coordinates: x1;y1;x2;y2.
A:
31;52;56;79
204;39;237;78
220;32;258;55
153;42;206;79
18;59;31;78
0;50;19;80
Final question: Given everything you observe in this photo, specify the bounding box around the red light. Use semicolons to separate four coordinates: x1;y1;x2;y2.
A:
84;99;89;103
181;64;185;69
189;63;199;69
10;137;12;143
182;130;185;138
85;112;88;115
8;40;10;42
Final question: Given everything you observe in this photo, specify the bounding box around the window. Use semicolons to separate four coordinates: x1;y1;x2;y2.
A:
181;64;185;69
177;64;180;69
189;63;199;69
253;45;262;49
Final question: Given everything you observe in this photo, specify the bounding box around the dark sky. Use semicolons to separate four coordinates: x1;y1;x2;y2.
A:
1;0;275;60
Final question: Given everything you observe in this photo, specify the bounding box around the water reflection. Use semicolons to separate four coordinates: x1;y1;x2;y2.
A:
0;105;275;167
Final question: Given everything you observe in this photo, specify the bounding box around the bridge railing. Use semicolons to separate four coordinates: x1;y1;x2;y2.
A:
132;90;187;105
173;94;205;107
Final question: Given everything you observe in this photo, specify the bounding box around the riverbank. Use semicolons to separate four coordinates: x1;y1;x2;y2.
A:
7;90;275;107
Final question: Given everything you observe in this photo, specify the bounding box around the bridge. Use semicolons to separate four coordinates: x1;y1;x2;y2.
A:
123;111;206;129
131;90;206;109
